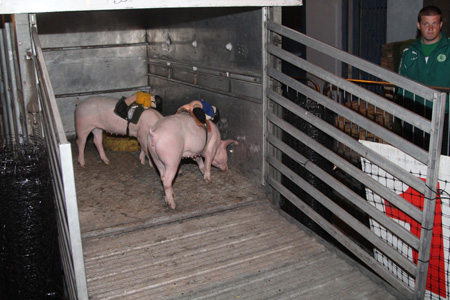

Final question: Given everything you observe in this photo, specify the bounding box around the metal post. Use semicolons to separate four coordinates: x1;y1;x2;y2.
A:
414;92;446;299
0;22;16;136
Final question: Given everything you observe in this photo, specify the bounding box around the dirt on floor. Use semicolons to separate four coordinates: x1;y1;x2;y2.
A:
71;137;266;236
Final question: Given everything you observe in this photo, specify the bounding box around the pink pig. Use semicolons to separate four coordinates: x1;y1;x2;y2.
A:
147;113;238;209
75;95;162;167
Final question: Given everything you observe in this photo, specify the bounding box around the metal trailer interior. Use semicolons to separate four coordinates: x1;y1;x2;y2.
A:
1;1;448;300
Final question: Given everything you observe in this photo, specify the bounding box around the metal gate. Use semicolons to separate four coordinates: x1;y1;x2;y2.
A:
263;18;447;300
29;17;88;300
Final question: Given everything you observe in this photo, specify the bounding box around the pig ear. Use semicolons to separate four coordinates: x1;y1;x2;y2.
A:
221;139;238;149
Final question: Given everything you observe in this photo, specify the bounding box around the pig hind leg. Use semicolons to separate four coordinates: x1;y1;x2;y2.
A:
76;127;92;167
161;165;178;209
92;128;110;165
148;146;177;209
153;159;178;209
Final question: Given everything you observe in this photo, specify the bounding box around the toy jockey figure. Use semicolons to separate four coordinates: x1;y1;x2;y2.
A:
114;91;161;136
176;99;220;124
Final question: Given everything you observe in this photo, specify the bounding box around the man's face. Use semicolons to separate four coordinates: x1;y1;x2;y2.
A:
418;15;443;45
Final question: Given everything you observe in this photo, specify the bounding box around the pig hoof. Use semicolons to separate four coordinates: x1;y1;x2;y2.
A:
164;200;176;210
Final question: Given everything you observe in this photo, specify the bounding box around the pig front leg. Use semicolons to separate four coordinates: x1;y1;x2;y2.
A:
92;128;111;165
193;156;212;183
137;135;153;168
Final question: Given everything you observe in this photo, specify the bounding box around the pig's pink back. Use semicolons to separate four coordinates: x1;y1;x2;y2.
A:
151;114;208;159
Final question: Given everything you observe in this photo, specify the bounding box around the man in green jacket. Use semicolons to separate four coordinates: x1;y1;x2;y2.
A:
398;5;450;155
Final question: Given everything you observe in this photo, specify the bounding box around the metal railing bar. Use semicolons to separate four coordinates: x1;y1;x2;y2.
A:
266;131;420;250
267;21;437;101
148;72;262;104
32;28;67;143
266;109;423;224
266;43;431;133
266;154;417;275
54;86;149;98
41;42;149;52
0;29;16;136
347;79;450;93
267;67;430;165
414;91;446;299
148;58;262;82
266;89;427;201
265;175;415;299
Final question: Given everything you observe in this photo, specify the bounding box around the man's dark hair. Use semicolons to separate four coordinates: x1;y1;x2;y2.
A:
418;6;442;23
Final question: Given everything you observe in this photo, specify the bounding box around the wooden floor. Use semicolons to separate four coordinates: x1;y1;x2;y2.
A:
74;139;400;299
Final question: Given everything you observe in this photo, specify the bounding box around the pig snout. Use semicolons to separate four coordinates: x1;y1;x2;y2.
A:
212;139;238;171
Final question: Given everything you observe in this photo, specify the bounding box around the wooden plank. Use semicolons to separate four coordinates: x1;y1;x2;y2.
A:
83;202;399;299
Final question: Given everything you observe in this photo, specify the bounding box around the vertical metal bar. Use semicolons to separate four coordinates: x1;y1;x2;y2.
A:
15;13;38;137
341;0;348;78
0;26;15;136
0;28;10;136
262;7;269;186
4;21;24;136
414;92;446;299
264;7;283;207
60;142;87;300
351;0;360;79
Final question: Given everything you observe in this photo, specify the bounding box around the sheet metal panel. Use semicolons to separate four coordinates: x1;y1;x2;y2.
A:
146;8;263;75
1;0;302;14
42;47;148;95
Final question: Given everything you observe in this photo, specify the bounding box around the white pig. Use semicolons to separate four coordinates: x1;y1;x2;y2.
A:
75;95;162;167
147;113;238;209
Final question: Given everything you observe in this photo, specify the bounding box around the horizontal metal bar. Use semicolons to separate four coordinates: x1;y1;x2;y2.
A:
266;132;420;250
267;20;438;101
266;154;418;275
149;72;262;104
265;175;415;299
54;86;149;99
148;59;261;83
41;42;149;52
266;89;427;205
267;67;430;165
348;79;450;93
266;111;423;230
266;43;431;133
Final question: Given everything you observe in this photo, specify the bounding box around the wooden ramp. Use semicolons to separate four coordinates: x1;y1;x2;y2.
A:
74;140;399;299
82;201;398;299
